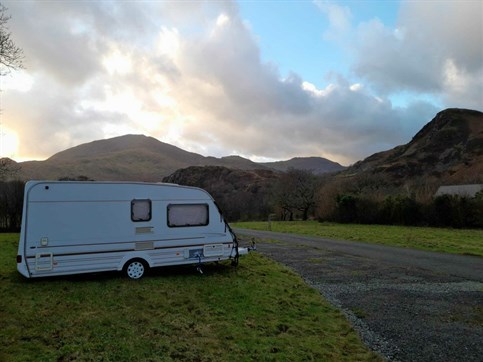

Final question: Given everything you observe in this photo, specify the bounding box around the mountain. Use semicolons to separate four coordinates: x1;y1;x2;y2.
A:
47;134;204;164
341;108;483;185
262;157;345;174
204;155;270;171
19;135;208;181
15;134;329;181
12;108;482;185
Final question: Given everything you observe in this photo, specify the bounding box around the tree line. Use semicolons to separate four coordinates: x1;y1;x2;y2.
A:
1;167;482;232
322;192;483;228
265;168;483;228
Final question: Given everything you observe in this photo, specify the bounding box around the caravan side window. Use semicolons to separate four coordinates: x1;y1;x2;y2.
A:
131;199;152;222
167;204;209;227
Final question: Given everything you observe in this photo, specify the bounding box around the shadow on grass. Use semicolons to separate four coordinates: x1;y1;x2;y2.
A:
11;260;237;284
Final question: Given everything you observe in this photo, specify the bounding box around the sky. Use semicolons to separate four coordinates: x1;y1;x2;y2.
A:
0;0;482;166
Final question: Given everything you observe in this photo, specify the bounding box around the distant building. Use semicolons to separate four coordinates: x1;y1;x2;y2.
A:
435;184;483;198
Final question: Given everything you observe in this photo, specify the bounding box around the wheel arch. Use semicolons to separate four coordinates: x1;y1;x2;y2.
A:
118;252;153;271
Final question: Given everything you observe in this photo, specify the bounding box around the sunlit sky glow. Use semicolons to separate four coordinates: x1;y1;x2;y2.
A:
1;0;482;165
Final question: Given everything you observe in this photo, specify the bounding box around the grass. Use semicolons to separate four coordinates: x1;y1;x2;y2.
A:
0;233;380;362
233;221;483;257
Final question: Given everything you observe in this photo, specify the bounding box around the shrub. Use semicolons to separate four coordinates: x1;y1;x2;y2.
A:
334;194;358;223
0;180;25;232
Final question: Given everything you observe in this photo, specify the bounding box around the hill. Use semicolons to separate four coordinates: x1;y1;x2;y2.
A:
17;135;270;181
15;135;343;181
262;157;345;174
9;108;483;188
336;108;483;191
163;166;279;221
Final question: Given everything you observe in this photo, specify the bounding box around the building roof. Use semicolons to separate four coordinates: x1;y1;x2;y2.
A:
435;184;483;197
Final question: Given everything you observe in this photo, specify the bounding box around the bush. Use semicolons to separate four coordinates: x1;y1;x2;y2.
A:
355;197;381;224
334;194;358;223
381;196;421;226
321;192;482;228
430;194;483;228
0;180;25;232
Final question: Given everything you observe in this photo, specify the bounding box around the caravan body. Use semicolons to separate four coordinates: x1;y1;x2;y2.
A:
17;181;243;279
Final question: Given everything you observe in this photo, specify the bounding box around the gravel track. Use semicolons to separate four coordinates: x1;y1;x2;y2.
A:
235;228;483;362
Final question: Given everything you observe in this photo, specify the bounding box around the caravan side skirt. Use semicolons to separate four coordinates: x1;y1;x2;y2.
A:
23;242;235;278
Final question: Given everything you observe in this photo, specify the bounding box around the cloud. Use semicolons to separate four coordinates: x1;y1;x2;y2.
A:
1;1;468;165
353;0;483;109
4;73;127;157
314;0;353;41
7;2;103;85
149;9;439;163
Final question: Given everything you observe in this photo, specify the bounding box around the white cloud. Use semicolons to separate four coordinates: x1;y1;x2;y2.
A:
1;70;33;92
156;27;180;59
314;0;353;41
216;13;230;27
302;81;336;97
442;59;483;108
102;47;132;76
353;0;483;109
350;83;362;92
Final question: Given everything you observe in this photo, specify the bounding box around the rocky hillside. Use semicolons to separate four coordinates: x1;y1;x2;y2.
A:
342;108;483;185
261;157;345;174
163;166;279;221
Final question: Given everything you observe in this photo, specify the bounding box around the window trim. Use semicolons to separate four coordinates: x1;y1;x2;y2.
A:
131;199;152;222
167;203;209;228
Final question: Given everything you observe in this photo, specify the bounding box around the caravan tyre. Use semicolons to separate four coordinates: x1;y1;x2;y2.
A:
124;259;147;279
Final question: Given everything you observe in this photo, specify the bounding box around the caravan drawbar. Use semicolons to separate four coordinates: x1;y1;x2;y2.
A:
17;181;248;279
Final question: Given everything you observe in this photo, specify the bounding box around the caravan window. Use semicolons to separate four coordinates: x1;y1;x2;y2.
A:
131;199;152;222
167;204;209;227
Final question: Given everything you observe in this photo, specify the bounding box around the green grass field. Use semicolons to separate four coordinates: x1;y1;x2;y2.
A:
0;233;380;361
233;221;483;257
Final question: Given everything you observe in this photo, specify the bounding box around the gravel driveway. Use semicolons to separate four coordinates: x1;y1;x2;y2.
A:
235;228;483;362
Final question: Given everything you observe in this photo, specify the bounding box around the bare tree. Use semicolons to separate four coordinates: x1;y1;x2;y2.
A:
0;4;23;178
0;157;20;181
0;3;23;75
273;168;317;221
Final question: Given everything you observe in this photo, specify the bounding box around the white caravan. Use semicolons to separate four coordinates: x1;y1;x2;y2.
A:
17;181;248;279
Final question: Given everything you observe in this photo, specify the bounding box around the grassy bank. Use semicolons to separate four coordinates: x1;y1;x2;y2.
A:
1;234;380;361
233;221;483;257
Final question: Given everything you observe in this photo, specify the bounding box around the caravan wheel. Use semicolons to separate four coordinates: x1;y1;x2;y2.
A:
124;259;147;279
